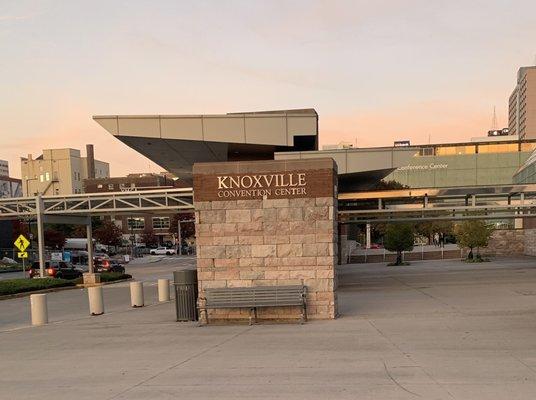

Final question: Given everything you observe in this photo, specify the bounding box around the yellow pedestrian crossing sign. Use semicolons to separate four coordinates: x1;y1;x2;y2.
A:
18;252;28;259
14;234;30;252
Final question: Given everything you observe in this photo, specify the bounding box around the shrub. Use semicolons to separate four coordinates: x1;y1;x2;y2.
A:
99;272;132;282
0;278;75;296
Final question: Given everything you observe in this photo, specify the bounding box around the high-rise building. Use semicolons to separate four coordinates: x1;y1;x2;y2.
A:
0;159;9;177
21;145;110;196
0;177;22;198
509;66;536;139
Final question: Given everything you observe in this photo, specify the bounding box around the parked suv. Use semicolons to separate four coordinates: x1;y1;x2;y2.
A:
29;261;83;280
150;247;176;256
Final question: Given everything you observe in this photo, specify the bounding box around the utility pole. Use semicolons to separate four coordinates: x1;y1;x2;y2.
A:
177;219;182;256
35;195;45;278
86;218;94;274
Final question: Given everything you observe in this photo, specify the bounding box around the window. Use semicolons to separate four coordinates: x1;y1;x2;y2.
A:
97;184;103;189
478;143;519;154
45;172;50;181
108;184;114;190
419;147;434;156
436;145;476;156
127;217;145;230
39;174;44;182
152;217;170;229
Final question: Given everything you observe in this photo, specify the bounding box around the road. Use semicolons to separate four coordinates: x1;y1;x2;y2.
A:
0;270;26;280
0;255;196;331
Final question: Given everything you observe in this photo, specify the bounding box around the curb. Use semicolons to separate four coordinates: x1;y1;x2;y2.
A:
75;277;133;288
0;278;133;301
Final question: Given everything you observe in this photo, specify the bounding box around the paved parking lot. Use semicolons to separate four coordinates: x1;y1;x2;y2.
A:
2;257;536;399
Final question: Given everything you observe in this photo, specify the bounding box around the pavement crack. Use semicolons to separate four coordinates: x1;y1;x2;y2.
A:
389;276;459;312
368;320;456;399
106;326;254;400
382;360;421;397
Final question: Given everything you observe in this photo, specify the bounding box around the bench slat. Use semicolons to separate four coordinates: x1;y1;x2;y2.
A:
204;285;306;308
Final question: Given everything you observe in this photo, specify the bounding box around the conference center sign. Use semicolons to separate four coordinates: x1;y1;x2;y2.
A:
193;162;336;202
217;172;307;198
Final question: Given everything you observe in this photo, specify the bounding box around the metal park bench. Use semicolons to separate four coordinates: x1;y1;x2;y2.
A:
199;285;307;325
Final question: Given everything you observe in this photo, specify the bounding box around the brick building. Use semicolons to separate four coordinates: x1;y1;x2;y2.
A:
84;173;192;246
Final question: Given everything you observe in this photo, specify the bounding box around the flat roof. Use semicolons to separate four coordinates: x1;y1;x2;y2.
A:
94;109;319;181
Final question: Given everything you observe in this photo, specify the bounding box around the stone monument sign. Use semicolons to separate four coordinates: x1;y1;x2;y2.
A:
193;158;338;321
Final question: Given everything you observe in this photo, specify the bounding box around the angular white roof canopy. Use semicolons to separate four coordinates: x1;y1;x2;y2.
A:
94;109;318;181
93;109;416;190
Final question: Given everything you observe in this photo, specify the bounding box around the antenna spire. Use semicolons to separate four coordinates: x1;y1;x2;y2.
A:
491;106;498;130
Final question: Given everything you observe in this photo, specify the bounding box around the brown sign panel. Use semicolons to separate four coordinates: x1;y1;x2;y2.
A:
194;168;335;201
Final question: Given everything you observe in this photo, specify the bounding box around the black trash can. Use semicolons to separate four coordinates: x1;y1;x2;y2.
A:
173;270;198;321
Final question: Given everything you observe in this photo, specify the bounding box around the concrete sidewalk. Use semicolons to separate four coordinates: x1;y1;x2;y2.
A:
2;259;536;399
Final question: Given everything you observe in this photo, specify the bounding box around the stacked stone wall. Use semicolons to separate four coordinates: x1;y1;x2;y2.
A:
195;196;337;321
485;229;525;256
523;229;536;256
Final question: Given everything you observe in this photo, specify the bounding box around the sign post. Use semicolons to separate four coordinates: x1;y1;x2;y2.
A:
14;234;30;278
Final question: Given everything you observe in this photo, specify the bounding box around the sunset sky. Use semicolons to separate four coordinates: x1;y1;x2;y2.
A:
1;0;536;178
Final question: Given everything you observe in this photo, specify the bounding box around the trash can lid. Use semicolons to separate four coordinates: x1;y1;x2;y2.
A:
173;269;197;284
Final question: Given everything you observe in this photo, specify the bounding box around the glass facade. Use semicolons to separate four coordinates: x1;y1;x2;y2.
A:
387;140;535;188
513;148;536;184
478;143;519;153
436;145;476;156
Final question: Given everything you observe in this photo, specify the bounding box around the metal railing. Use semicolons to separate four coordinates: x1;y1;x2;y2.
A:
0;188;194;220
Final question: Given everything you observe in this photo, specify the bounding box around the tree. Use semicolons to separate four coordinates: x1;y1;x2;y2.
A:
71;225;87;238
454;220;494;260
141;227;159;247
93;220;123;247
44;229;66;249
170;213;195;241
12;219;30;241
373;180;410;191
384;223;415;265
415;221;454;245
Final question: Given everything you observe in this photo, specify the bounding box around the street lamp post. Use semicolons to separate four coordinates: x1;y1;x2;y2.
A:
25;176;38;197
177;217;195;256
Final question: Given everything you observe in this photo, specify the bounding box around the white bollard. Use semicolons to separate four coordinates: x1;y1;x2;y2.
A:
30;294;48;326
130;281;144;307
88;286;104;315
158;279;170;302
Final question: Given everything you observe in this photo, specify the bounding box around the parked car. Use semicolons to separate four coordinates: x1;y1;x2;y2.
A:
150;247;176;255
102;260;125;274
93;255;126;273
93;253;110;270
29;261;83;280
